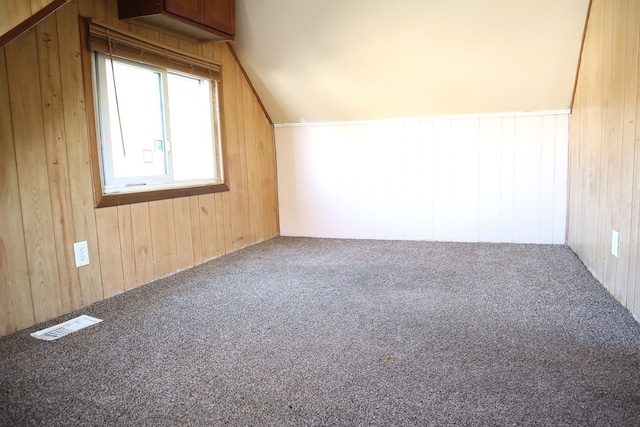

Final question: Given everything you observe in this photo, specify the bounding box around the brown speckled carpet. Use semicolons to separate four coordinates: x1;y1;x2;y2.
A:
1;237;640;426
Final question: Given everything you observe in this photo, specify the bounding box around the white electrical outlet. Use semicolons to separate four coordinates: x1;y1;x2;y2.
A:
74;241;90;268
611;230;619;258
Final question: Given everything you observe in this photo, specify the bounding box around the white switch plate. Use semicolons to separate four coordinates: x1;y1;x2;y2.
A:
611;230;619;257
74;241;90;267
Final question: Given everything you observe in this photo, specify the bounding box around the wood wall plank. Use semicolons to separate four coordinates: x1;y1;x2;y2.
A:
173;197;194;271
571;0;597;271
93;0;118;24
117;205;137;290
149;199;178;278
221;192;234;254
631;20;640;316
617;0;640;307
595;0;614;287
267;124;279;237
0;49;35;335
95;206;124;297
189;195;204;266
214;194;226;256
603;0;627;297
0;3;31;38
243;79;261;243
36;16;83;313
131;203;155;285
5;29;63;323
266;126;280;236
198;194;218;261
30;0;53;13
77;0;94;17
236;67;253;246
253;101;266;241
255;103;273;242
221;45;245;250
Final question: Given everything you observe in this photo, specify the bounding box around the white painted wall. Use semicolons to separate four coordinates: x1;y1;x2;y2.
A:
275;113;569;244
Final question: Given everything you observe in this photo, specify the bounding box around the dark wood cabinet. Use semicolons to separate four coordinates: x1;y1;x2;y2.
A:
203;0;235;35
118;0;235;42
165;0;204;22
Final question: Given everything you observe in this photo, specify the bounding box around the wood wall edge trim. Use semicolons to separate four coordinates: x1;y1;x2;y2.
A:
0;0;69;49
225;42;273;125
270;125;280;235
217;79;232;195
78;16;104;210
570;0;594;112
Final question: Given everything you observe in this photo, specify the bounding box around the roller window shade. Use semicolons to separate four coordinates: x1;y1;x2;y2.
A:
86;19;221;81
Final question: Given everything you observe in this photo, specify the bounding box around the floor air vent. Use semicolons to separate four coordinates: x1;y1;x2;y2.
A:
31;315;103;341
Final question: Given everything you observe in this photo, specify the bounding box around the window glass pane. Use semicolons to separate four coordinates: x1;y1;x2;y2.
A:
105;59;167;179
167;73;216;181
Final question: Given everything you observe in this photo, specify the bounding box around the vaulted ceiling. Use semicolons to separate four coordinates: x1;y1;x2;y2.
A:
232;0;590;124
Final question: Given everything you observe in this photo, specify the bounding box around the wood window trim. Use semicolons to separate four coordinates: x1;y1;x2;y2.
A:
79;17;229;208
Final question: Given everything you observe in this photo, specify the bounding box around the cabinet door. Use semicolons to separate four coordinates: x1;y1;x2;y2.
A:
204;0;235;35
166;0;205;23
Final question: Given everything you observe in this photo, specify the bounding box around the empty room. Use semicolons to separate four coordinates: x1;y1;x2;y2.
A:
1;0;640;425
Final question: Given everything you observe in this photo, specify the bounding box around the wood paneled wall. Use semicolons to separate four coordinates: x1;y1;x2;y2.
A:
276;113;568;244
0;0;279;337
569;0;640;319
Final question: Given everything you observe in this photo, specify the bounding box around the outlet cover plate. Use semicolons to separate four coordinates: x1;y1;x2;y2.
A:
74;241;90;267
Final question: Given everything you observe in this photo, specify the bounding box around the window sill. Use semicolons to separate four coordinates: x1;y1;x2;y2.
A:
95;182;229;208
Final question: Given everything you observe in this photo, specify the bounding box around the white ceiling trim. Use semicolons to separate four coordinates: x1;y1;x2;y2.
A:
274;109;571;128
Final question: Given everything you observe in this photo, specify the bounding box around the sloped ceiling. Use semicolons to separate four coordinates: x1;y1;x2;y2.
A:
232;0;590;125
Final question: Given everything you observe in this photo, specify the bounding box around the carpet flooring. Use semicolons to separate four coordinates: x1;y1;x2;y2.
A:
1;237;640;426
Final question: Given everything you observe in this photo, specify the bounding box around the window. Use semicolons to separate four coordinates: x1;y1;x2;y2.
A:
94;53;222;192
82;19;228;207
